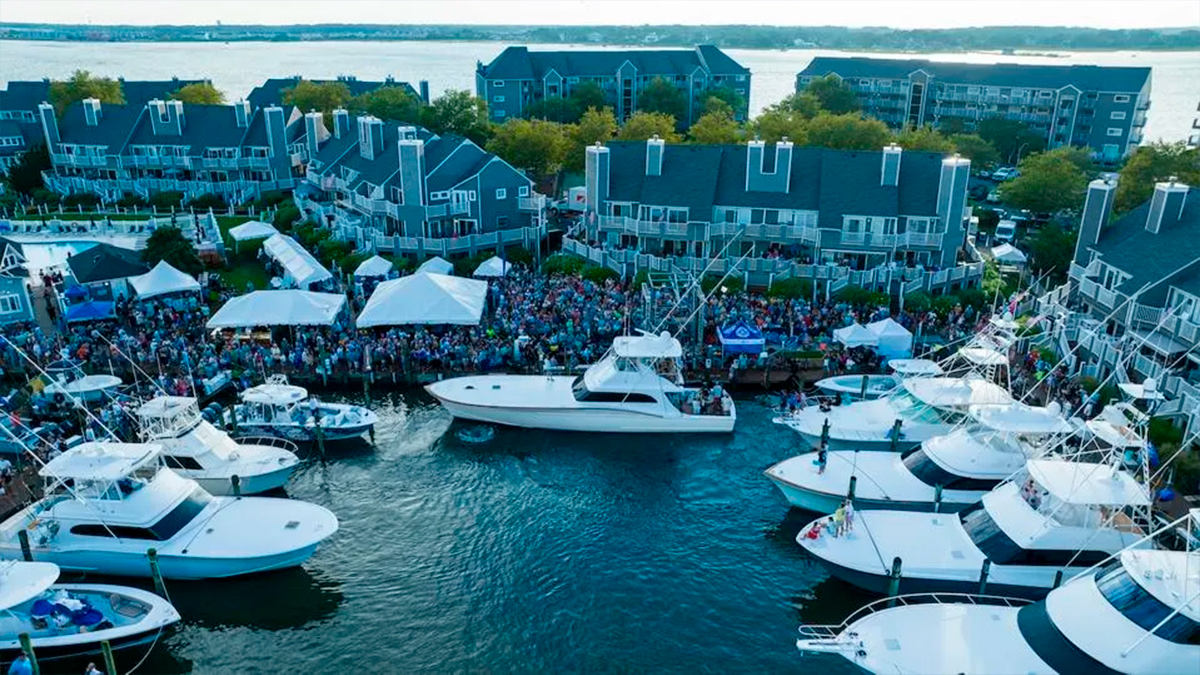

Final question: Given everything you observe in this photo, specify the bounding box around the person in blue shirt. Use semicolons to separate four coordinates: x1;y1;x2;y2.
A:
7;652;33;675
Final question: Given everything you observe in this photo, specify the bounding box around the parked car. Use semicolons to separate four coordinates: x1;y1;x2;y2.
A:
994;219;1018;243
969;184;990;200
991;167;1014;181
986;190;1002;203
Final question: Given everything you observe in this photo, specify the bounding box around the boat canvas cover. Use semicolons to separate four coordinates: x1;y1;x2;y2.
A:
1026;459;1150;506
353;255;394;279
888;359;944;376
904;377;1011;407
262;234;332;288
415;256;454;276
866;318;913;360
612;332;683;359
242;383;308;405
991;243;1028;264
833;323;879;348
473;256;511;278
130;260;201;299
206;290;346;328
0;561;61;611
970;404;1073;434
227;220;279;242
356;273;487;327
718;321;765;355
39;442;162;482
958;347;1009;366
136;395;198;421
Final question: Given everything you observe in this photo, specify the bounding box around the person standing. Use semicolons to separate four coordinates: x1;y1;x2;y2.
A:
8;652;33;675
816;441;829;475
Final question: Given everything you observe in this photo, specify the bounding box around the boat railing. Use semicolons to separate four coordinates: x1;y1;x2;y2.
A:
232;435;300;454
797;592;1033;640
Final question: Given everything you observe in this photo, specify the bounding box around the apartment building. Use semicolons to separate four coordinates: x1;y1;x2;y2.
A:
476;45;750;126
246;75;430;111
797;57;1151;162
574;138;983;294
0;237;34;326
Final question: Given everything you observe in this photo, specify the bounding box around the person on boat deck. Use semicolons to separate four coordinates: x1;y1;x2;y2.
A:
831;502;846;536
841;499;855;535
816;442;829;475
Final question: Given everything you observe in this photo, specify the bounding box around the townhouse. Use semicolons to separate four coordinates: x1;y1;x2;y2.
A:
0;237;34;326
476;45;750;126
246;75;430;110
797;57;1151;162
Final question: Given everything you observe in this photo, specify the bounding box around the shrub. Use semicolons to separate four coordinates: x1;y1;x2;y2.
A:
542;253;585;276
836;285;889;307
187;193;228;211
339;252;369;275
766;277;813;300
1149;418;1185;447
632;270;650;290
931;295;959;317
62;192;101;209
1169;445;1200;496
454;252;492;277
30;188;61;206
250;190;291;210
273;204;301;232
1079;377;1121;406
701;275;744;294
150;191;184;210
905;291;933;313
116;194;147;208
316;238;352;265
503;246;534;267
581;264;618;284
954;287;987;310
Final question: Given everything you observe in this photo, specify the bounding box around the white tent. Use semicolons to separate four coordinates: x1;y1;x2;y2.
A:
356;273;486;327
353;255;394;279
262;234;332;289
866;317;914;360
416;256;454;276
129;260;201;299
206;290;346;329
473;256;511;278
228;220;278;243
833;323;879;348
991;243;1028;265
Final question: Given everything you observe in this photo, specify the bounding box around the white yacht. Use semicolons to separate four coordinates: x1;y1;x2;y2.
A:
796;514;1200;675
766;403;1074;513
136;396;300;496
0;442;338;579
776;374;1011;452
0;560;180;663
425;332;736;433
813;359;944;402
798;457;1153;598
233;375;377;442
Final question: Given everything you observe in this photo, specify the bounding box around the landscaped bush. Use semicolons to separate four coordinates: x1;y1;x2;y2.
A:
632;270;650;290
953;287;987;310
249;190;291;211
150;191;184;210
62;192;101;209
701;275;745;294
273;204;301;232
30;188;60;206
187;193;228;211
836;285;889;307
581;264;618;284
1169;445;1200;496
904;291;933;313
453;252;492;277
542;253;585;276
339;252;369;275
766;277;813;300
116;194;147;208
503;245;534;267
316;238;352;266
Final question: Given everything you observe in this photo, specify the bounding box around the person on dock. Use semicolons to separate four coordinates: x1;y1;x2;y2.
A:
7;652;33;675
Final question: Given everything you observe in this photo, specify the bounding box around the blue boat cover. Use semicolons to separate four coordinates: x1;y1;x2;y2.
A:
718;321;765;355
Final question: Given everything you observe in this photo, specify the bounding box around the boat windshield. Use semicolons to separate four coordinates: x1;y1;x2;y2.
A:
901;448;1000;491
961;505;1025;564
1095;559;1200;645
890;391;957;425
68;488;212;541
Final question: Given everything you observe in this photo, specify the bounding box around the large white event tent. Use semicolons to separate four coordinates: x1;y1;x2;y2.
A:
991;243;1029;266
206;290;346;329
473;256;511;278
866;318;914;360
356;273;487;327
415;256;454;276
129;260;201;299
227;221;279;251
353;255;394;278
262;234;332;289
832;323;879;348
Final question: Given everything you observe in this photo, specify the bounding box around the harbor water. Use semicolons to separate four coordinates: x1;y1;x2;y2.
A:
111;390;866;674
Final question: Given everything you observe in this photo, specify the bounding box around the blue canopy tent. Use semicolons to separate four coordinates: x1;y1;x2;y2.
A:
718;321;766;355
63;285;89;301
65;300;114;323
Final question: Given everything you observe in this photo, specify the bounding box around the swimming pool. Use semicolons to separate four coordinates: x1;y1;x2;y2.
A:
19;241;98;274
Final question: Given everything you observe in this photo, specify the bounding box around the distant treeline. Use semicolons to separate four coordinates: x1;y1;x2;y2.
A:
2;22;1198;51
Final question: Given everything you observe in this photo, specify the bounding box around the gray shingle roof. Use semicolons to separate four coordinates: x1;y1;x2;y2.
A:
125;104;249;152
58;103;144;151
0;121;28;157
246;77;418;110
480;45;748;81
1087;187;1200;300
67;243;149;284
0;79;206;113
426;141;489;192
799;57;1150;93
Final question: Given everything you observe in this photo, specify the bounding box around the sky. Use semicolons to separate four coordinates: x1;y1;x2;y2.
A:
0;0;1198;30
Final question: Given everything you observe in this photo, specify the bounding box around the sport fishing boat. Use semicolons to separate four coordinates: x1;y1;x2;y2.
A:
797;457;1153;599
0;442;338;579
136;395;300;495
425;331;736;433
232;375;377;442
795;512;1200;675
0;560;180;663
765;403;1075;514
813;359;945;402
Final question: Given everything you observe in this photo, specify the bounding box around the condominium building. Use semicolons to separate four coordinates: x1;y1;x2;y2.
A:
796;57;1151;162
476;45;750;126
246;75;429;111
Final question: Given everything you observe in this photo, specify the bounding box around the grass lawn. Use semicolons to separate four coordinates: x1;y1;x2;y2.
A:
217;260;271;292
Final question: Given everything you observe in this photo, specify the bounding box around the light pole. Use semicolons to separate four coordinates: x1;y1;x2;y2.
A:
1014;142;1030;167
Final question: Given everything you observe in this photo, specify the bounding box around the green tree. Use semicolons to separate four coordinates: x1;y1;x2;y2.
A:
803;75;859;115
566;106;618;172
766;91;822;119
949;133;1000;166
977;118;1046;164
702;96;734;119
49;70;124;114
421;89;492;145
282;80;352;118
524;96;581;124
617;111;681;142
569;81;607;112
1115;141;1200;213
1026;222;1077;283
1000;149;1088;213
485;118;571;177
689;110;740;145
750;109;809;145
896;125;955;152
347;86;424;125
169;82;226;105
805;113;891;150
141;225;203;276
5;143;49;195
704;86;746;117
636;77;686;122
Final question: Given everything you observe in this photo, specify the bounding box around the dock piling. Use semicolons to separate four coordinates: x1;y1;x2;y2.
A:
18;529;32;561
101;639;118;675
229;405;239;434
1053;570;1064;588
889;419;903;452
978;559;991;595
933;484;943;513
231;474;241;497
886;557;902;606
147;548;167;599
860;374;869;399
315;415;326;458
18;633;39;675
847;475;857;502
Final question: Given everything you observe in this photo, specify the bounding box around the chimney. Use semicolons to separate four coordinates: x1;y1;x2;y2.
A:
1074;179;1116;266
332;109;350;139
397;126;418;141
234;99;251;128
585;143;610;220
82;98;102;126
419;80;430;104
936;154;972;239
881;144;902;187
745;138;793;193
1145;181;1189;234
304;111;324;159
148;99;184;136
358;116;384;160
38;102;61;150
397;130;426;207
263;105;287;171
645;135;664;176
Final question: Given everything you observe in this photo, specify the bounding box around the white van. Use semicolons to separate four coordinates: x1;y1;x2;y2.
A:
995;219;1017;243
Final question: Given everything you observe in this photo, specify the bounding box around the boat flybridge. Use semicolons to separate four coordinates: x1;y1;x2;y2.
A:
40;359;123;405
765;403;1077;514
798;456;1155;599
425;331;736;433
135;395;300;496
233;375;377;442
0;442;338;579
0;560;179;663
813;360;943;402
795;510;1200;675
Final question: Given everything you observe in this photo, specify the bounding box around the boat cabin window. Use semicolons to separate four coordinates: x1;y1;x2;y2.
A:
890;391;960;425
613;357;642;372
69;488;212;541
571;374;657;403
901;449;1000;491
960;505;1111;566
163;455;204;471
1095;560;1200;645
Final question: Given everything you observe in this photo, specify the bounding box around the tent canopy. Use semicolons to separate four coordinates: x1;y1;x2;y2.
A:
416;256;454;276
473;256;511;278
992;243;1028;265
833;323;878;348
206;290;346;329
866;317;913;359
356;273;486;327
66;300;114;323
130;260;201;299
353;255;394;279
262;234;332;289
227;221;279;242
718;321;765;355
63;284;89;300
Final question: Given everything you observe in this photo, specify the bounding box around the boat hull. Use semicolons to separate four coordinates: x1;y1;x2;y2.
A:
4;543;322;580
433;396;735;433
766;475;977;514
782;425;921;453
190;463;296;496
813;555;1061;600
235;421;373;442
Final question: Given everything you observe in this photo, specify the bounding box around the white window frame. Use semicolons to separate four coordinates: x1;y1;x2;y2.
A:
1107;128;1123;137
1110;111;1127;120
495;110;506;118
492;80;505;87
0;293;22;314
1113;94;1130;103
517;185;529;197
495;188;507;200
493;95;505;103
468;190;477;202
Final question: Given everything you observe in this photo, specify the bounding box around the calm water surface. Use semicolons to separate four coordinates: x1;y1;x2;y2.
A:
97;391;869;674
